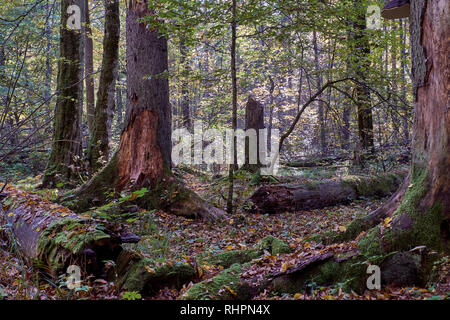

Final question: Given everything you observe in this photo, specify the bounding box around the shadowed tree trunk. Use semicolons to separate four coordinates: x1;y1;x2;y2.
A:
348;2;374;159
42;0;85;187
87;0;120;171
179;38;191;131
84;0;95;134
63;0;224;221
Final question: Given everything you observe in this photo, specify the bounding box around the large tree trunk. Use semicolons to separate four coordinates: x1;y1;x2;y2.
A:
42;0;85;187
249;170;407;214
87;0;120;171
63;0;225;221
379;0;450;253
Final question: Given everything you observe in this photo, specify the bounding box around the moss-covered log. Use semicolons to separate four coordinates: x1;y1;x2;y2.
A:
0;185;139;276
181;236;291;300
249;170;407;214
114;251;195;295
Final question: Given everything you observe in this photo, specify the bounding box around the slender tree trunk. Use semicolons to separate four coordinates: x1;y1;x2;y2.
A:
226;0;238;215
400;18;410;146
42;0;85;187
179;38;191;131
348;3;374;157
87;0;120;171
313;31;326;155
84;0;95;135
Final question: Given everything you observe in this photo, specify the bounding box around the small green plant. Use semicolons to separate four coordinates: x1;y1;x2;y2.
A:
122;291;142;300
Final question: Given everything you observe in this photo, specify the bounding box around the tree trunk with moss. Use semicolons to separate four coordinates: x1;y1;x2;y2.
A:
314;0;449;256
0;185;139;277
42;0;85;187
249;170;407;214
63;0;225;221
376;0;449;253
87;0;120;171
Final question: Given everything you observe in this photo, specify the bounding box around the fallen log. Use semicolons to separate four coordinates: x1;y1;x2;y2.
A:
0;185;139;277
281;155;350;168
249;169;408;214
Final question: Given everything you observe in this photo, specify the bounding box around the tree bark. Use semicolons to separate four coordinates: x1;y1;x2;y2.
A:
226;0;238;214
84;0;95;134
64;0;225;221
348;2;374;156
379;0;450;253
42;0;85;187
249;170;407;214
87;0;120;171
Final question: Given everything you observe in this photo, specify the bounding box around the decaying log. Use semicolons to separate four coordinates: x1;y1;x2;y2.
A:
0;185;139;276
249;169;407;214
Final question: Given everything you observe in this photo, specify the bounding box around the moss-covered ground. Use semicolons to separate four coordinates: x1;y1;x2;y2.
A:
0;167;448;300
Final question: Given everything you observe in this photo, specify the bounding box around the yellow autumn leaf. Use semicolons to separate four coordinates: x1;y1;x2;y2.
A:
36;227;41;232
145;266;155;274
225;245;234;251
384;217;393;225
224;286;237;296
294;293;302;299
338;226;347;232
280;262;288;273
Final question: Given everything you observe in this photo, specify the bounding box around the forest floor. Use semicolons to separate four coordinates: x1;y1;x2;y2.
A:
0;166;449;300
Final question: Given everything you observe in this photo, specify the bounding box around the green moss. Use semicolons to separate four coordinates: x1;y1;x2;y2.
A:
342;171;404;198
208;236;291;268
181;263;248;300
358;226;383;256
208;250;261;269
119;258;195;293
307;218;367;245
256;236;292;255
37;218;110;273
382;166;446;252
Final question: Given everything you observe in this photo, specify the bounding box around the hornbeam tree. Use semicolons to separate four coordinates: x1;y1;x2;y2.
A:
42;0;84;187
87;0;120;171
63;0;224;221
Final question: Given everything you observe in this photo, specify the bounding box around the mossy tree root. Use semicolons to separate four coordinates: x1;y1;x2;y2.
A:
61;152;226;221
